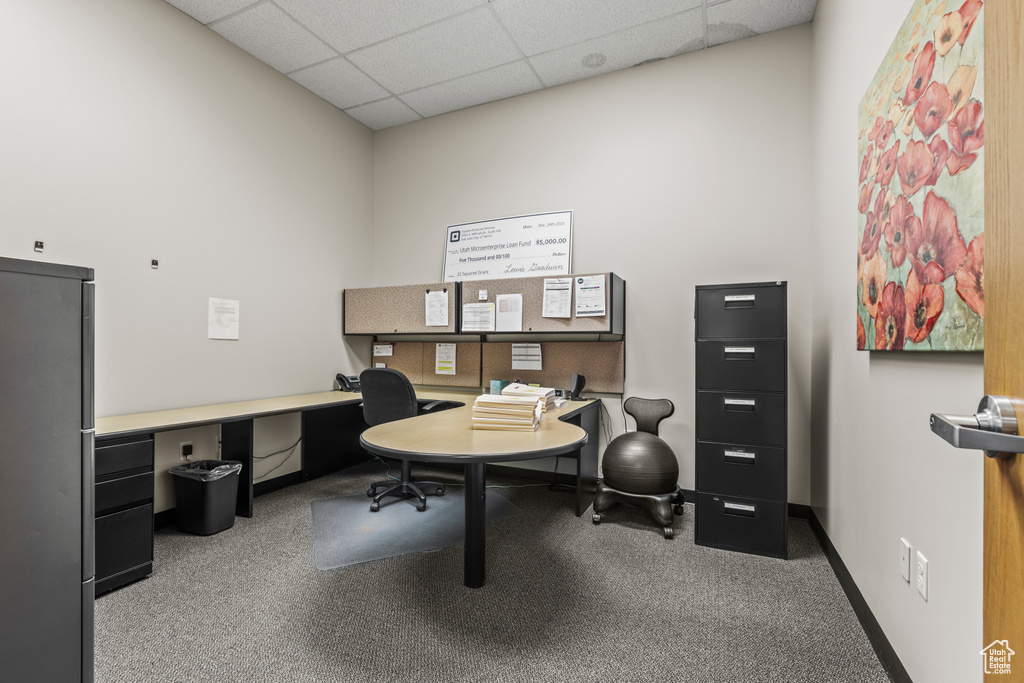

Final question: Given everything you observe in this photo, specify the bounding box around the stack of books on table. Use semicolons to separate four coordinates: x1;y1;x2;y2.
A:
501;383;556;412
471;394;544;431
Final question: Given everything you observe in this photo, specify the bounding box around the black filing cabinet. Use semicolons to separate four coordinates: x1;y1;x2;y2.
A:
694;282;787;558
94;436;154;594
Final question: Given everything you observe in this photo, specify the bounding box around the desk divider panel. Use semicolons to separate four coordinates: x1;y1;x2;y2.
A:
481;341;624;393
461;272;623;334
372;342;481;388
344;282;457;334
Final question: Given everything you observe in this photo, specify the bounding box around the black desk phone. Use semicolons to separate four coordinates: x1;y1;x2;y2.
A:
336;373;361;392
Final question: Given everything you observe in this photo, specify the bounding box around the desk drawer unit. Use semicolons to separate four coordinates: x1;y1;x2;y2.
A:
94;437;154;595
694;281;787;559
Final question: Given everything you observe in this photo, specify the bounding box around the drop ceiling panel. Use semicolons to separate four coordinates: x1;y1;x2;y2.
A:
210;3;336;74
289;57;390;110
164;0;258;25
530;9;705;88
402;60;544;118
490;0;703;56
344;98;422;129
273;0;487;54
706;0;817;48
346;7;522;94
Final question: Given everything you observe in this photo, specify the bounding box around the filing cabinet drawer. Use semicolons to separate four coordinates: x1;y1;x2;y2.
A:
95;472;153;515
95;504;153;581
696;391;786;446
695;493;787;558
695;283;786;339
696;340;786;392
695;441;786;499
95;438;153;477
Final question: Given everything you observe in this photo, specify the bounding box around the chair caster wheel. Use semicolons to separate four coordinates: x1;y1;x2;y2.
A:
370;502;380;512
673;505;684;516
435;488;445;496
416;502;426;512
592;513;601;524
663;527;674;539
366;487;375;497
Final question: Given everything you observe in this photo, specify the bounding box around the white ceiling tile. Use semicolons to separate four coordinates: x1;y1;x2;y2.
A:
210;2;336;74
490;0;703;56
163;0;259;25
402;60;543;118
273;0;487;54
530;9;704;87
289;57;390;110
347;8;521;94
707;0;817;47
344;98;422;130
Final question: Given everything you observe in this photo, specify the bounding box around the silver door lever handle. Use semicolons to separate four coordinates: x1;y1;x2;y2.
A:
930;395;1023;458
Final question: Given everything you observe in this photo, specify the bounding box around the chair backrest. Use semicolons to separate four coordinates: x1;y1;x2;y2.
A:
624;397;675;436
359;368;418;427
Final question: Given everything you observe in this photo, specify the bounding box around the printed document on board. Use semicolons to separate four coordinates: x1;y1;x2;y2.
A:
425;290;449;326
542;278;572;318
462;303;496;332
495;293;523;332
435;343;456;375
574;274;606;317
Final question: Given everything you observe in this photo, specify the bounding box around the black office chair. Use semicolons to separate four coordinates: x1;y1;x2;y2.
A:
592;397;684;538
360;368;447;512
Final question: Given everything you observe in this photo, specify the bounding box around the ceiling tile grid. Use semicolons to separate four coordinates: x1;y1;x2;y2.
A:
161;0;818;129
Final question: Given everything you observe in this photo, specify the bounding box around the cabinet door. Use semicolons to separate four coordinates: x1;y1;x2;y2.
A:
95;504;153;582
695;493;787;557
695;391;786;446
696;284;786;339
696;340;786;392
695;441;786;499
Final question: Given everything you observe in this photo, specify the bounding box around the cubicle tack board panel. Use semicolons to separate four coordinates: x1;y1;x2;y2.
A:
372;342;481;388
462;272;624;335
344;282;457;334
481;341;624;393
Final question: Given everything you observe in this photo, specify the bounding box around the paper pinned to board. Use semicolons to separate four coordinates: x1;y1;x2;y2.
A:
435;343;456;375
495;293;523;332
574;274;606;317
542;277;572;318
425;290;449;326
462;302;496;332
373;343;394;357
511;343;542;371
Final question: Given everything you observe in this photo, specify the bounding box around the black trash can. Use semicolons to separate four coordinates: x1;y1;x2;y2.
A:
169;460;242;535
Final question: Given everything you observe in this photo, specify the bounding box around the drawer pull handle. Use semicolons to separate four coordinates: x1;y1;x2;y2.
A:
724;450;756;464
724;346;756;360
724;294;756;309
724;398;756;412
723;501;756;518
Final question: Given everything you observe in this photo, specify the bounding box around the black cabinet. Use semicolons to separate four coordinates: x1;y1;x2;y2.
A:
94;436;154;594
694;282;787;558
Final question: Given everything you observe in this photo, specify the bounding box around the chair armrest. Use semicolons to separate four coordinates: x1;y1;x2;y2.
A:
420;400;446;412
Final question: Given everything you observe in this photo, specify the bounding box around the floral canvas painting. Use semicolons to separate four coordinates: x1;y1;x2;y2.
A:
857;0;984;351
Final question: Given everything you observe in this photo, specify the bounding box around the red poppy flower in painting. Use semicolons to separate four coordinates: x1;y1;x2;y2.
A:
877;141;901;187
946;100;984;176
857;314;866;350
876;120;895;150
868;116;884;142
905;191;968;285
859;181;875;214
860;144;874;184
875;281;907;350
884;194;914;266
957;0;983;45
913;82;953;138
926;136;949;186
934;11;963;56
904;41;936;107
955;233;984;316
861;188;888;260
905;267;945;343
860;251;888;319
897;140;932;196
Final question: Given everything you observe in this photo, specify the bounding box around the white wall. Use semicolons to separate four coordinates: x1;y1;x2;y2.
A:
810;1;983;681
372;26;815;502
0;0;375;417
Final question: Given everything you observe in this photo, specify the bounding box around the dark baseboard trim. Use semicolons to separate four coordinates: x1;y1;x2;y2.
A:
154;508;176;530
808;510;912;683
788;502;811;519
254;471;303;497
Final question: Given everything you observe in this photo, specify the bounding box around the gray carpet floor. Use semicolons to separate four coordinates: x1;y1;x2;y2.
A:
94;462;891;683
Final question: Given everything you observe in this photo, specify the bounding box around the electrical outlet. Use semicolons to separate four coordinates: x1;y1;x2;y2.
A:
179;441;193;461
34;241;44;252
916;550;928;600
900;538;912;582
151;259;159;269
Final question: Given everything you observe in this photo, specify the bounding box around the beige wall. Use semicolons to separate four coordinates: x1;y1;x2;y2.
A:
810;1;983;681
373;26;815;503
0;0;375;417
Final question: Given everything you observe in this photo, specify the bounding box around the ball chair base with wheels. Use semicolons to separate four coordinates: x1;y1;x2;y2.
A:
591;398;683;538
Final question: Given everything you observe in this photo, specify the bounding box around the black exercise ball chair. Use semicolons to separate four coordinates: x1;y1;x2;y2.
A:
593;397;684;538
